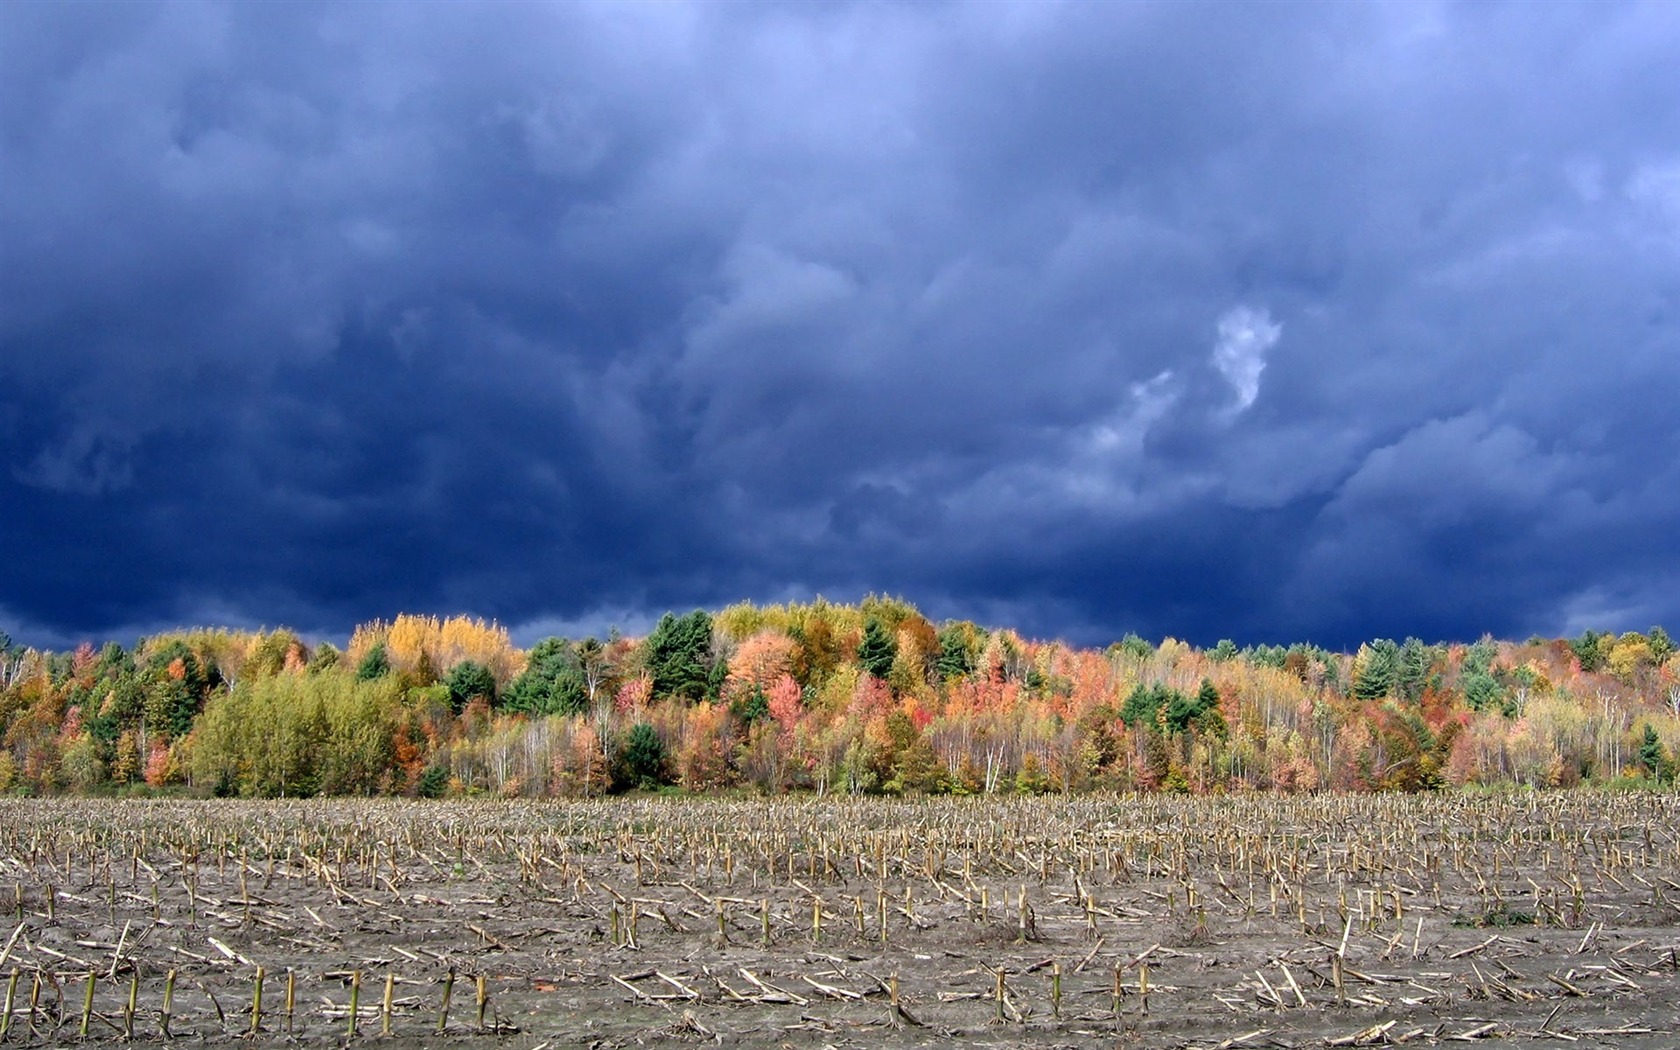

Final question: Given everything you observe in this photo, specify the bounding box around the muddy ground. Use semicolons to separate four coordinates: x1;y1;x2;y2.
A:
0;792;1674;1049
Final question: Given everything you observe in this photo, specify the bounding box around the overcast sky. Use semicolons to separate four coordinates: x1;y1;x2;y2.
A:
3;1;1678;652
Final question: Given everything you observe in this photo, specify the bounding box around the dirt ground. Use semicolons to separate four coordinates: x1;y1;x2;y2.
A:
0;792;1674;1049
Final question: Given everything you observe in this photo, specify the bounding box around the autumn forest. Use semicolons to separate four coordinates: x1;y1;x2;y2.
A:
1;598;1677;800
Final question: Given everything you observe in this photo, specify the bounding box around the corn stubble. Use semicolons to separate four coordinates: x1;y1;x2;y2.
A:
0;791;1673;1046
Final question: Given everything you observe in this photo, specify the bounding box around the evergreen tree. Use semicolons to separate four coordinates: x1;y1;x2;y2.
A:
550;666;588;714
1165;688;1199;733
1112;633;1153;660
1638;725;1673;783
1396;638;1436;703
705;657;728;702
856;619;897;679
307;643;341;674
445;660;497;712
1460;636;1510;715
416;765;449;798
1648;626;1675;663
1158;679;1224;735
1352;639;1399;701
1191;678;1227;737
1247;644;1286;669
103;674;145;726
1120;682;1174;728
731;683;770;724
502;637;587;715
617;722;667;790
1569;630;1606;672
644;611;713;702
935;624;975;682
143;641;212;738
355;642;390;681
1462;671;1507;715
95;641;135;681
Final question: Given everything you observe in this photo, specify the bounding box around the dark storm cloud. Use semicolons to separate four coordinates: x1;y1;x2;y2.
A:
3;1;1679;651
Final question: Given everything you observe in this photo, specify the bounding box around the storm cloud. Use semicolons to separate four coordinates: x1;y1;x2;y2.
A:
3;1;1678;650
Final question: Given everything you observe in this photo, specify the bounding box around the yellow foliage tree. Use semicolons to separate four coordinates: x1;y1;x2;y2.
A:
1606;635;1655;683
345;615;524;685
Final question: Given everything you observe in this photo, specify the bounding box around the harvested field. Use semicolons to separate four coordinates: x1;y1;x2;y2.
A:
0;791;1675;1048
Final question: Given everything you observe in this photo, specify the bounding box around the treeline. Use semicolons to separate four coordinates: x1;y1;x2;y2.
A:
1;598;1677;799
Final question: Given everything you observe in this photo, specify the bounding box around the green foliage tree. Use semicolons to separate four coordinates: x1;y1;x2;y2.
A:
616;722;667;790
416;765;450;798
856;619;897;680
1637;724;1673;783
731;683;769;725
1014;752;1051;794
644;611;713;702
502;638;587;715
95;642;135;681
1569;630;1606;672
1648;626;1675;664
355;642;390;682
1352;639;1399;701
244;630;301;678
1161;679;1225;735
142;641;212;739
1120;682;1169;728
839;738;879;794
60;735;104;791
315;692;397;795
1461;672;1505;714
191;673;406;798
445;660;497;712
1396;638;1436;703
888;739;948;794
101;674;145;727
705;656;728;703
1248;644;1287;669
1190;678;1227;737
1460;637;1510;715
193;676;318;797
1165;689;1200;733
308;643;341;674
935;624;976;682
1112;633;1153;661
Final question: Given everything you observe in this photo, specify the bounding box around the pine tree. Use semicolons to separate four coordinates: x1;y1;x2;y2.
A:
617;723;667;790
1569;630;1606;672
935;624;975;682
445;660;497;712
857;619;897;679
1396;638;1435;703
645;611;713;702
1638;725;1672;783
355;642;390;681
1648;626;1675;663
1352;640;1399;701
